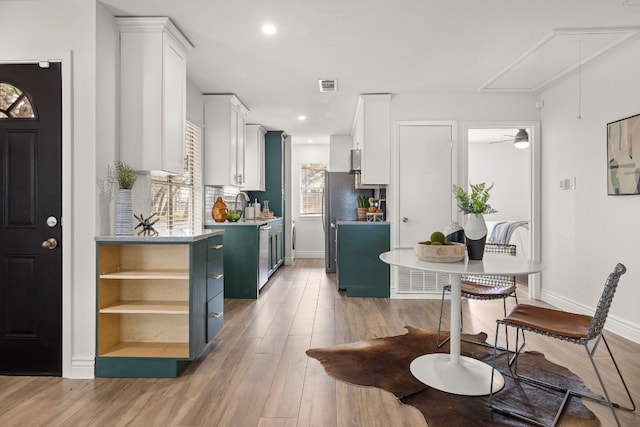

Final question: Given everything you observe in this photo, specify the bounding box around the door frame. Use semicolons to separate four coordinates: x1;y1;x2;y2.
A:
1;52;73;376
463;121;541;300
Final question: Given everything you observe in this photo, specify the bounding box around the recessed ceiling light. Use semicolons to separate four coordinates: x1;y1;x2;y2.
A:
298;115;307;121
307;139;313;143
261;23;277;36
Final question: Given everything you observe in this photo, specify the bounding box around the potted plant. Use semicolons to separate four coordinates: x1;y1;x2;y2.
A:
113;161;137;235
357;195;368;221
452;182;497;260
115;161;137;189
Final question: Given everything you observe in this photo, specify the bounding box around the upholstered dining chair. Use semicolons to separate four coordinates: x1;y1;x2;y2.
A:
489;263;636;427
436;243;519;348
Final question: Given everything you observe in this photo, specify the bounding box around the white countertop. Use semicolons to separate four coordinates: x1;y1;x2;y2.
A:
96;228;224;243
205;217;282;227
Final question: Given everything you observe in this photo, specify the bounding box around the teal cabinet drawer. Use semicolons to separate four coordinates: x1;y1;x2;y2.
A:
207;293;224;342
207;237;224;261
207;273;224;299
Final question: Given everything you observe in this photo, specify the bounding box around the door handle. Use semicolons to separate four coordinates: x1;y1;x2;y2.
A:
42;238;58;250
402;217;409;223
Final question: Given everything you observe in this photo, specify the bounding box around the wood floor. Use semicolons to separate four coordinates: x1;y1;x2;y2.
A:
0;258;638;426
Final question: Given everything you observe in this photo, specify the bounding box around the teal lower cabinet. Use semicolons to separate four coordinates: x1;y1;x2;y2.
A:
205;223;260;298
95;231;224;378
336;223;390;297
204;218;283;299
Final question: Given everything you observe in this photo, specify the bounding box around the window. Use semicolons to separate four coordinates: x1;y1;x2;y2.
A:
150;121;202;231
300;162;326;215
0;82;35;118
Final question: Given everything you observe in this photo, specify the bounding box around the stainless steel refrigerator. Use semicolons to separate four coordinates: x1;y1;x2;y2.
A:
323;171;360;273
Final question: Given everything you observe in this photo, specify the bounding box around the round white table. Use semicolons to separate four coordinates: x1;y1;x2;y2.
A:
379;248;543;396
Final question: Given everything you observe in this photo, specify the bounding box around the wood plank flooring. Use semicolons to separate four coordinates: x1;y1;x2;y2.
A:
0;258;638;426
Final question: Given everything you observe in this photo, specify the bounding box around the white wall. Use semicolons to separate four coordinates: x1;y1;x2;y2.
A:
1;0;98;377
96;3;119;236
291;143;329;258
186;79;204;128
540;36;640;342
390;92;540;190
329;134;353;172
468;141;529;221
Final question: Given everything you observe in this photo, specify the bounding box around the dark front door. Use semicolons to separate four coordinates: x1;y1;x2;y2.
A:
0;63;62;375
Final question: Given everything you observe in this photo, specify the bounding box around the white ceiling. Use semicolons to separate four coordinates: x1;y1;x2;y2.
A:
99;0;640;144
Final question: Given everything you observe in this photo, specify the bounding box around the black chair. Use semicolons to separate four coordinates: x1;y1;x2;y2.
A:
436;243;520;349
489;263;636;427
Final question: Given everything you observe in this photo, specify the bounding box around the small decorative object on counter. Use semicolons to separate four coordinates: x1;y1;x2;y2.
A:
113;161;137;236
134;213;159;236
259;200;274;218
366;196;384;221
452;182;497;260
366;212;383;222
444;221;465;243
212;196;228;222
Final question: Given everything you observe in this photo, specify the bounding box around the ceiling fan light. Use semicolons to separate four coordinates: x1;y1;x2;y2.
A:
513;129;529;149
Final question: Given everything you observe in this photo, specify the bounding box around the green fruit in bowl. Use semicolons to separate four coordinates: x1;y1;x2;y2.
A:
430;231;445;244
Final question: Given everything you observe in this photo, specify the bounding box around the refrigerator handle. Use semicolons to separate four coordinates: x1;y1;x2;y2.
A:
321;189;325;231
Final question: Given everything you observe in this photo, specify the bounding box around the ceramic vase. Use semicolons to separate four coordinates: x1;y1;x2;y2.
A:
444;221;465;244
115;188;134;236
464;214;487;260
212;196;228;222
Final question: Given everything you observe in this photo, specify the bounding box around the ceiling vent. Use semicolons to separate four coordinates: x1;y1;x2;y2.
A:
319;79;338;92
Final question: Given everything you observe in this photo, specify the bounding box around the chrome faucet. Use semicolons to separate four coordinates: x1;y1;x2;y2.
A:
235;191;250;215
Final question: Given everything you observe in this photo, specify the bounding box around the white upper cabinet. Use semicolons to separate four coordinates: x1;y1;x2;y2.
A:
351;94;391;185
116;17;193;175
244;124;266;191
203;94;249;187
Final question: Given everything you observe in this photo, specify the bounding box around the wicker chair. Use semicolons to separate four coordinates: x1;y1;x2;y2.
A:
489;263;636;427
436;243;520;348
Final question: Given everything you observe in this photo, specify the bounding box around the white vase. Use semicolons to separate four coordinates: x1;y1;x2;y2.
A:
115;188;134;236
465;213;487;260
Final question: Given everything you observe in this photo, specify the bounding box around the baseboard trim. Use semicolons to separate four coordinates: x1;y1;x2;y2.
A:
293;250;324;259
69;356;95;379
541;290;640;344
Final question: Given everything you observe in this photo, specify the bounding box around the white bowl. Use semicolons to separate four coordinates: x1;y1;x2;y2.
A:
414;242;465;263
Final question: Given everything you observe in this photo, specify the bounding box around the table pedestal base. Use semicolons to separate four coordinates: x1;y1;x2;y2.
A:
410;353;505;396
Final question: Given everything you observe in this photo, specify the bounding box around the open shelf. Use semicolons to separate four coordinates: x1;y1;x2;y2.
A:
99;300;189;314
99;342;189;358
99;269;189;280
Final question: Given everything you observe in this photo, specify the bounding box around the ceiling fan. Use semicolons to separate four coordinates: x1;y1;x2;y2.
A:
488;129;530;149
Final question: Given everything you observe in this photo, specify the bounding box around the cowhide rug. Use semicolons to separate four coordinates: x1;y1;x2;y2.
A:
306;326;601;426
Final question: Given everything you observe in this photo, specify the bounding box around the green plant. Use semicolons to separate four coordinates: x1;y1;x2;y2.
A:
452;182;497;215
357;195;368;208
115;161;137;189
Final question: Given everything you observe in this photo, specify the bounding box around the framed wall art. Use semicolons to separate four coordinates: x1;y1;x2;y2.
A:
607;113;640;195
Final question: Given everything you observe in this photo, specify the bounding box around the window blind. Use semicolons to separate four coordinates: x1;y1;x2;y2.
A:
150;121;202;231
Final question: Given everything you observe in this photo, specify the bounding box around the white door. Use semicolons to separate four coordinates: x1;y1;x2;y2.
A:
396;123;455;248
392;122;456;296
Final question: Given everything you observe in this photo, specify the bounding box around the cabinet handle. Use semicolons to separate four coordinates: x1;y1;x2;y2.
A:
209;312;223;319
209;274;223;280
211;244;223;250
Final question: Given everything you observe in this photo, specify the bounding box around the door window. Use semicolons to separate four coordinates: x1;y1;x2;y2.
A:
0;82;36;118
